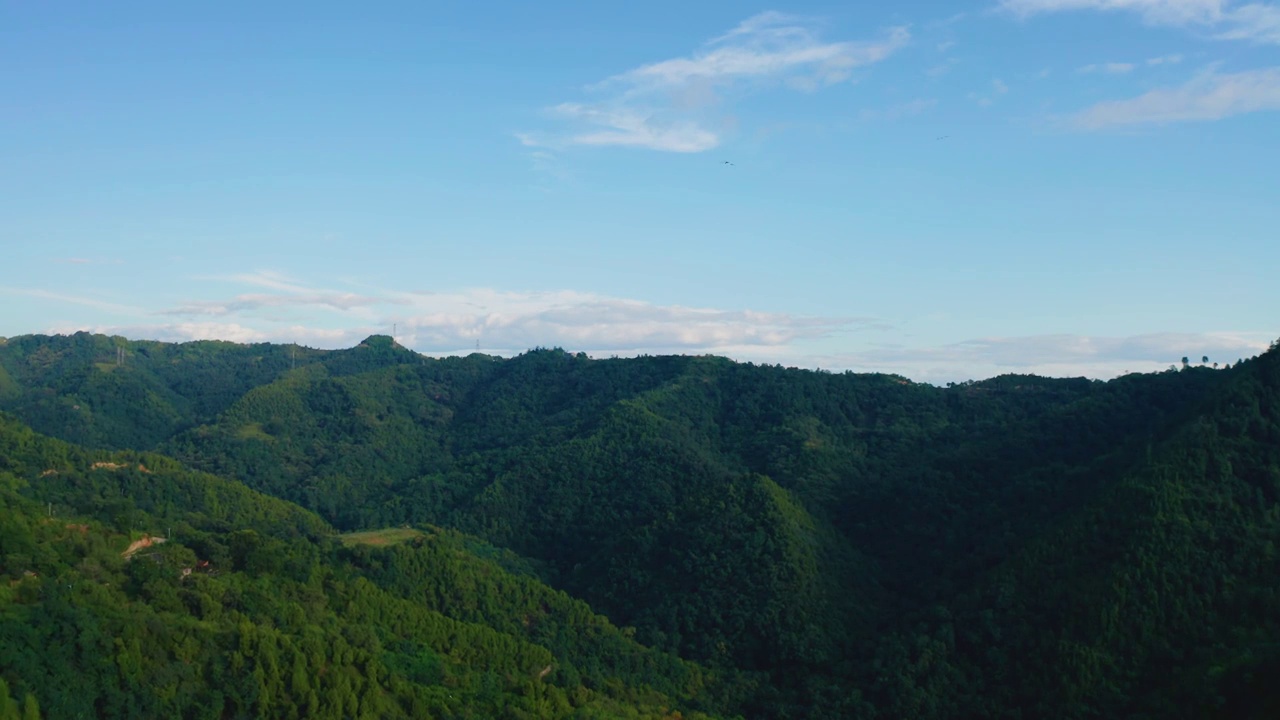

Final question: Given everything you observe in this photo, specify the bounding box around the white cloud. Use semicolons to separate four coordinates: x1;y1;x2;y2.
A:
1078;57;1185;73
387;288;885;353
1078;61;1138;73
170;271;401;319
1000;0;1280;45
210;270;312;294
934;331;1264;365
46;315;1273;385
154;273;888;355
46;321;361;347
1070;65;1280;128
162;292;395;317
1216;2;1280;42
1000;0;1228;24
786;330;1275;383
613;24;905;89
523;12;910;153
45;268;1272;385
51;322;272;344
553;104;720;153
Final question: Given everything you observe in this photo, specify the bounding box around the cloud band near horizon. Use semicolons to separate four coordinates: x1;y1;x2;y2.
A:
12;270;1273;385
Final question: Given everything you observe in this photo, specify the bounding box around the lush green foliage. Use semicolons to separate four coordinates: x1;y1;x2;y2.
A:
0;677;42;720
3;332;1280;718
0;411;727;719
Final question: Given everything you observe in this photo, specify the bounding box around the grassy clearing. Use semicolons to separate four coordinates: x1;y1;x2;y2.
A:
338;527;425;547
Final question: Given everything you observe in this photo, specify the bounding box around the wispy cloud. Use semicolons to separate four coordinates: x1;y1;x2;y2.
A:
617;13;907;90
929;11;972;28
551;105;720;153
47;321;359;347
1000;0;1280;45
162;292;395;317
166;271;402;320
970;78;1010;106
1070;65;1280;128
526;149;573;188
787;330;1275;383
1078;61;1138;73
522;12;910;152
926;57;960;76
52;257;124;266
42;313;1273;384
917;331;1266;365
151;272;889;354
46;267;1271;384
0;287;146;316
384;288;887;353
1001;0;1229;24
208;270;313;294
1215;2;1280;42
1076;55;1182;74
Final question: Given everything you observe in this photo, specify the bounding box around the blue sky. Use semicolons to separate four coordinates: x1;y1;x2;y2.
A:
2;0;1278;383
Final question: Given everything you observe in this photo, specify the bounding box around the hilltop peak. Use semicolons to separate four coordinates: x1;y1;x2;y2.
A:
357;334;397;348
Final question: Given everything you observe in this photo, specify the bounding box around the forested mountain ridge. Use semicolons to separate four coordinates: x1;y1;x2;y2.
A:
0;333;443;451
848;344;1280;718
2;331;1279;718
0;411;735;719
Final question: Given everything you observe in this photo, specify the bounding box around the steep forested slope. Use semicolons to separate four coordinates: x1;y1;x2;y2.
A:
0;333;455;452
845;344;1280;718
2;332;1278;718
0;333;309;449
154;345;1228;685
0;413;733;720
